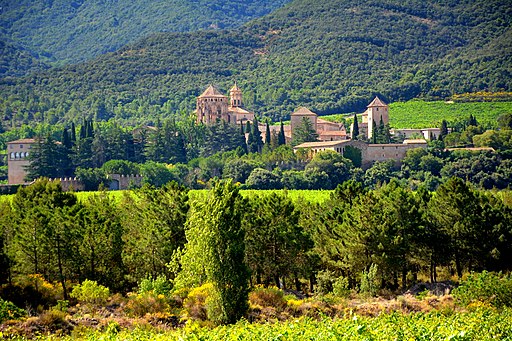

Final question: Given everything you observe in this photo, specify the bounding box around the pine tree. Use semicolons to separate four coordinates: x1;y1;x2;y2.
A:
291;117;318;146
352;114;359;140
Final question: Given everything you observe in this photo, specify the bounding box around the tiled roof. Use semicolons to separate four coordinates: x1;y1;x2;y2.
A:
292;107;317;116
199;85;226;98
294;140;351;148
367;96;387;107
7;138;37;144
319;131;347;136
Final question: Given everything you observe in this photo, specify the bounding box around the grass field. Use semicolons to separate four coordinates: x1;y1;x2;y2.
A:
0;189;333;204
321;100;512;129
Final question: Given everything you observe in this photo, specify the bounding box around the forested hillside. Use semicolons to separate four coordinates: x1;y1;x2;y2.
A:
0;0;510;126
0;0;289;72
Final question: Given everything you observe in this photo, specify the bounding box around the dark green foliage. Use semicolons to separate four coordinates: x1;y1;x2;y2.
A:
352;114;359;140
246;168;282;189
75;167;109;191
291;117;319;147
121;182;189;282
278;120;286;146
2;0;510;126
201;120;247;157
0;0;289;71
244;192;310;288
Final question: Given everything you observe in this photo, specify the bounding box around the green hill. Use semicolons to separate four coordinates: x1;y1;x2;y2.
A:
0;0;290;72
0;0;510;126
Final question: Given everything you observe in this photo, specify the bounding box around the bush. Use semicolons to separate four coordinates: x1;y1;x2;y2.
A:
315;270;336;295
138;275;171;296
125;292;170;317
70;280;110;305
360;264;379;297
183;283;212;321
248;286;287;311
452;271;512;308
0;298;26;322
333;276;351;298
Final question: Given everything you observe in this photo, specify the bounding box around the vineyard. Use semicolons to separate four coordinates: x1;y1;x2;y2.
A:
321;100;512;129
19;308;512;340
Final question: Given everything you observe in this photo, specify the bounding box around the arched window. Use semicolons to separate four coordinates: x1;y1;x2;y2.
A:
15;152;20;159
10;152;15;159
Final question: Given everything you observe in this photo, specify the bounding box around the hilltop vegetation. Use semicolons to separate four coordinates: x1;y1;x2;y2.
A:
0;0;289;72
0;0;510;127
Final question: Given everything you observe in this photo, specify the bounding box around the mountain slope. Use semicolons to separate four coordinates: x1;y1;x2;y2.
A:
0;0;290;70
0;0;510;125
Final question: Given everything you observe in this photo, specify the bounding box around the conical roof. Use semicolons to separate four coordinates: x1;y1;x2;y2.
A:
367;96;387;107
199;85;227;98
291;107;317;116
230;82;241;92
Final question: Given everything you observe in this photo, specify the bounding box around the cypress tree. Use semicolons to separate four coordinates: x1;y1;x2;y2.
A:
352;114;359;140
70;122;76;144
251;117;263;153
265;121;271;145
440;120;449;140
278;120;286;146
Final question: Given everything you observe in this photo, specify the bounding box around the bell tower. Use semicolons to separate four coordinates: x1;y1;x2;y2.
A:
367;96;388;139
229;82;243;108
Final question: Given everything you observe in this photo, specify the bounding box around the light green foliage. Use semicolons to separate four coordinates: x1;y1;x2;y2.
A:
360;264;379;297
0;298;25;323
333;276;350;298
175;180;249;324
453;271;512;308
388;101;512;129
70;280;110;305
33;308;512;340
138;275;172;296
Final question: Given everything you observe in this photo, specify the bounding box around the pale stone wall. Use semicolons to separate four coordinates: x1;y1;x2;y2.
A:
108;174;143;190
7;139;35;184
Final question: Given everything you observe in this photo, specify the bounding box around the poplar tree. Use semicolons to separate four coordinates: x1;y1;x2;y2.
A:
175;180;249;324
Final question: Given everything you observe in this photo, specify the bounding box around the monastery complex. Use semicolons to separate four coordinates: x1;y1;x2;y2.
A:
5;83;438;185
195;83;436;169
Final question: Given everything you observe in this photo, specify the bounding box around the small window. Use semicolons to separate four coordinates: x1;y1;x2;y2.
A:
10;152;14;159
376;108;379;111
15;152;20;159
20;144;23;149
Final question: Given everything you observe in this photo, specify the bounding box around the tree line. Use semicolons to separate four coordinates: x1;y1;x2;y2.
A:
0;177;511;303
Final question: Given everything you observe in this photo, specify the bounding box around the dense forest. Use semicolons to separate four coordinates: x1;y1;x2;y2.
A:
0;0;290;72
1;0;510;127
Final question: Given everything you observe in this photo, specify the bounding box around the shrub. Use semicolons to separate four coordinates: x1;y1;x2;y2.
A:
183;283;212;321
70;280;110;305
138;275;171;296
360;264;379;297
125;292;170;317
315;270;335;295
249;286;287;311
452;271;512;308
0;298;26;322
333;276;351;298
